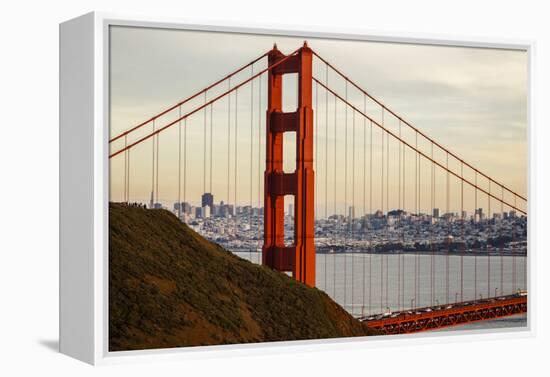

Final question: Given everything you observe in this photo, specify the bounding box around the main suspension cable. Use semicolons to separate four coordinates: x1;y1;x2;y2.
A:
109;51;268;144
311;51;526;203
311;78;526;215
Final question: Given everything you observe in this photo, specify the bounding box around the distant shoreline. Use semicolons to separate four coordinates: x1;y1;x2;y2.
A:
231;249;527;257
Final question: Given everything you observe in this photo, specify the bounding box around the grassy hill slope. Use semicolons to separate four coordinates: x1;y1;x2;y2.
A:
109;203;377;351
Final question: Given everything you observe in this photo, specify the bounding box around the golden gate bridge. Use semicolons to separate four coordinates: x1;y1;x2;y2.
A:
109;42;527;334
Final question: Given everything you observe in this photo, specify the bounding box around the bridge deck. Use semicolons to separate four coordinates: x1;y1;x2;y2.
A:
361;294;527;334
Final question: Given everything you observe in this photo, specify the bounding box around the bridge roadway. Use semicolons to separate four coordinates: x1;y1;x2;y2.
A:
361;293;527;334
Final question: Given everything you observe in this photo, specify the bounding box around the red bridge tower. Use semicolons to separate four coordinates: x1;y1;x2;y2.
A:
262;43;316;286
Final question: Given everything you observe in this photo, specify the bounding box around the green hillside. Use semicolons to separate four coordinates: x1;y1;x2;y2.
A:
109;203;378;351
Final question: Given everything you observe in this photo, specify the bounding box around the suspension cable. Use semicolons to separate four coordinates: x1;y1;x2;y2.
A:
398;120;402;311
325;66;329;291
351;108;356;314
234;88;238;237
227;78;231;219
150;120;155;208
460;161;464;302
311;51;526;203
110;49;300;159
178;106;182;220
446;152;450;305
315;80;319;224
333;94;337;299
401;121;406;310
512;195;517;293
127;146;130;203
184;118;187;217
415;132;419;309
203;91;207;195
250;66;254;261
313;78;320;286
343;80;348;311
123;135;127;203
430;143;435;306
500;186;504;296
210;103;214;194
156;126;159;205
474;171;478;301
312;78;526;215
362;94;367;317
109;51;268;144
488;180;491;298
368;118;373;315
380;108;384;314
385;128;389;311
258;73;262;263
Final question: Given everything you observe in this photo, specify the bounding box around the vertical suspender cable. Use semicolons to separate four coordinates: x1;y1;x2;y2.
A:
127;146;130;203
258;73;262;263
351;109;356;314
446;152;450;304
385;127;389;310
486;179;493;298
430;142;435;306
178;106;182;220
512;195;517;293
314;79;319;285
250;67;254;260
156;126;159;205
369;118;373;315
184;118;187;217
398;120;402;311
474;172;478;300
500;186;504;296
210;104;213;194
333;95;337;299
234;88;238;237
344;80;348;311
362;96;366;316
460;162;464;302
203;91;207;195
124;135;128;203
414;132;420;307
151;120;155;208
325;66;329;290
380;110;384;314
227;79;231;222
401;123;406;310
315;80;319;222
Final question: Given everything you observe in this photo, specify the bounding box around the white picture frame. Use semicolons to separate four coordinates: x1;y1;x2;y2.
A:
59;11;535;365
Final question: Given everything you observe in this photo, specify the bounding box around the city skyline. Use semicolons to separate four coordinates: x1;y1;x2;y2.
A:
155;190;524;222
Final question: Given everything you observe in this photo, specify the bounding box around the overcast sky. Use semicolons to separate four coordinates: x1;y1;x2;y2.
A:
109;26;527;216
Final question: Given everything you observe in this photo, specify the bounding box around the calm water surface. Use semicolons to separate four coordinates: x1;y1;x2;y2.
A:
234;251;527;330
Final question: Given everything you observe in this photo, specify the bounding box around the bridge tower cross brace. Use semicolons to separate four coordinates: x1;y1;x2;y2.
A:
262;43;316;287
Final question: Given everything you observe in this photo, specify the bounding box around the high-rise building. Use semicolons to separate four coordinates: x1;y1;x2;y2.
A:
201;193;214;209
348;206;355;220
288;203;294;217
475;208;484;222
182;202;191;214
432;208;439;218
149;191;154;209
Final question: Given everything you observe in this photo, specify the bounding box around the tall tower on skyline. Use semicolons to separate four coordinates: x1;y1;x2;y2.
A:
202;192;214;209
